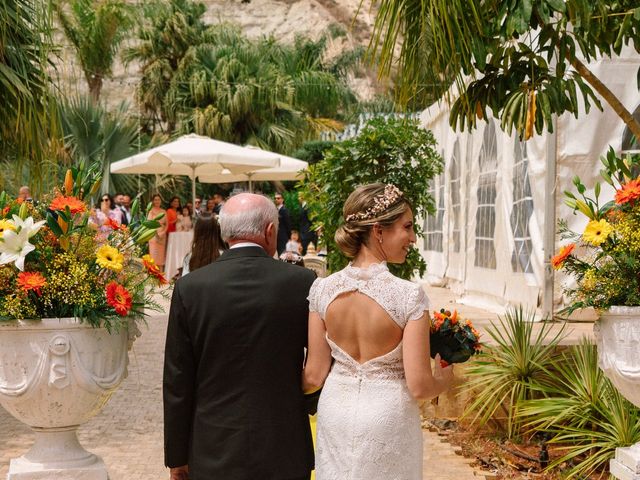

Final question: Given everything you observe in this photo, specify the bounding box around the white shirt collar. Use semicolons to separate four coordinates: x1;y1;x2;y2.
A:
230;241;264;250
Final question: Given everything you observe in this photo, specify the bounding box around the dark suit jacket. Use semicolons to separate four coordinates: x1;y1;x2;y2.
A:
163;246;316;480
277;206;292;255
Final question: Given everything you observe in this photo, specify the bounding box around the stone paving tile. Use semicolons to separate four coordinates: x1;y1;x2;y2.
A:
1;287;490;480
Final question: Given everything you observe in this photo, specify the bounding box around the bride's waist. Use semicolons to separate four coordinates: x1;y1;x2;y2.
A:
329;362;406;381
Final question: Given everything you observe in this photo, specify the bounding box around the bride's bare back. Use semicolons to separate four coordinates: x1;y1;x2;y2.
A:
325;292;402;364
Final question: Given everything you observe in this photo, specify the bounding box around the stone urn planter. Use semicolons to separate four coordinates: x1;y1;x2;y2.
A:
0;317;136;479
595;306;640;480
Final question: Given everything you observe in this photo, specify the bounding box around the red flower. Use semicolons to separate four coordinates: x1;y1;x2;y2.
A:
615;178;640;206
49;195;86;214
104;217;125;231
16;272;46;296
105;281;132;316
142;254;168;285
551;243;575;270
1;206;9;216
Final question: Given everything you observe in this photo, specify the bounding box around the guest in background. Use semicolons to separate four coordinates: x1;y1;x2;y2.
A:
122;194;133;224
181;213;227;277
274;192;291;256
148;194;167;271
194;197;202;216
205;197;216;214
298;192;317;255
114;192;129;226
176;206;193;232
166;196;181;234
286;229;302;254
90;193;123;241
18;186;32;203
212;192;226;215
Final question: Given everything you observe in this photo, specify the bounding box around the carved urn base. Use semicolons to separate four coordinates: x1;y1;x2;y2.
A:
0;318;133;479
595;307;640;480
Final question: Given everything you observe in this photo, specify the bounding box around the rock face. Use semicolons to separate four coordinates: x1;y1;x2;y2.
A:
55;0;379;109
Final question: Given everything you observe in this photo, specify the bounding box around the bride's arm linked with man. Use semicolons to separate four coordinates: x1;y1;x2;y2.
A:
163;185;455;480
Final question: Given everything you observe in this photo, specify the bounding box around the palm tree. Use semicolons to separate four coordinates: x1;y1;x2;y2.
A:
54;0;134;102
0;0;59;194
123;0;216;134
166;25;360;153
368;0;640;140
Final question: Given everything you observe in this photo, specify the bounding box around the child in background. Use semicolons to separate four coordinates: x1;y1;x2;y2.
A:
286;229;302;254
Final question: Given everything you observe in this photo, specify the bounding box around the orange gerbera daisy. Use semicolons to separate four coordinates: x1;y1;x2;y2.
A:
104;217;126;231
105;281;132;316
16;271;47;296
141;254;168;285
615;178;640;205
551;243;576;270
49;194;86;214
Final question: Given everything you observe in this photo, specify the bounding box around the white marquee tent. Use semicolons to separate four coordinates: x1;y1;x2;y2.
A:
417;47;640;319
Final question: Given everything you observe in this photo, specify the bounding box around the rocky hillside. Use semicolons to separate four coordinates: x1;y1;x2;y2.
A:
55;0;381;109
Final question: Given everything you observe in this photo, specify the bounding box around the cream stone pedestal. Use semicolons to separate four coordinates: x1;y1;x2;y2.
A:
0;318;135;479
595;307;640;480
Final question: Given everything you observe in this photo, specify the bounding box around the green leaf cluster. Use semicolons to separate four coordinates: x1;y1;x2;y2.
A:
298;117;443;279
370;0;640;141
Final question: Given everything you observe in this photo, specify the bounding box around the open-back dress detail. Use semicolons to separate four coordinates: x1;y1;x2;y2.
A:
308;262;430;480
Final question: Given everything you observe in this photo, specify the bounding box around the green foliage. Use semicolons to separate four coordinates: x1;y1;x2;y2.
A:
461;306;565;439
54;0;135;101
0;0;59;194
59;97;141;200
519;340;640;478
370;0;640;140
298;117;442;279
127;0;361;151
292;140;336;165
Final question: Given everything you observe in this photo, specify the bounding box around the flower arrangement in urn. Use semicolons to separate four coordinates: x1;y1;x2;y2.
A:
553;149;640;314
0;163;166;329
430;309;481;367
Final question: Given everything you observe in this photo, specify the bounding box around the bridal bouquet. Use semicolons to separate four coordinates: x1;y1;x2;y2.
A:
430;309;481;367
0;164;166;330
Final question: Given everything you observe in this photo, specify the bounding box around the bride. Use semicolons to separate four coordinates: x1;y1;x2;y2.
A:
303;183;454;480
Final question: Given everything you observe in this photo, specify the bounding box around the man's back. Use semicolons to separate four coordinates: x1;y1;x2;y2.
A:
164;246;316;480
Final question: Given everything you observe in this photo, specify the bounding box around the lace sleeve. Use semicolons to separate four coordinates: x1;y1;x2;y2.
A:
406;284;430;322
308;277;323;314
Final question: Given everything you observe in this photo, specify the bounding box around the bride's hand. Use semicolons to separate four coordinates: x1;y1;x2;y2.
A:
433;354;455;390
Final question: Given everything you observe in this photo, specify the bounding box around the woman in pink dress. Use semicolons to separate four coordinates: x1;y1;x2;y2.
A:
147;194;168;270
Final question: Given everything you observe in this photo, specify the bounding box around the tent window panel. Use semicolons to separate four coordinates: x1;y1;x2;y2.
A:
450;140;461;252
423;175;445;252
510;141;534;274
474;121;498;269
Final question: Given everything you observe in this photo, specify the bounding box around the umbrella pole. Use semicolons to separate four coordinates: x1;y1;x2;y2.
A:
248;172;254;193
191;166;197;213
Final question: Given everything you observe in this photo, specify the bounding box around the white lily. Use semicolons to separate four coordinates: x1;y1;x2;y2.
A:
11;215;46;238
0;216;45;271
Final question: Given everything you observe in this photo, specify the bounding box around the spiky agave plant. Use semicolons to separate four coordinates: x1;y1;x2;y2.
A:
518;339;640;478
461;306;566;439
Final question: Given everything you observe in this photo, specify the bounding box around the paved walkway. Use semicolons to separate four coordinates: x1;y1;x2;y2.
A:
0;283;594;479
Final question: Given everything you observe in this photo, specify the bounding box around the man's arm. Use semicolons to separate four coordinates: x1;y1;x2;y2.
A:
163;285;196;469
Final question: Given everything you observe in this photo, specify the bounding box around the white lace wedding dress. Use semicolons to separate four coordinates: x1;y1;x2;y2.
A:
308;262;430;480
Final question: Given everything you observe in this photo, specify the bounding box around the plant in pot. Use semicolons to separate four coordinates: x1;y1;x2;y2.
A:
553;147;640;479
0;163;166;479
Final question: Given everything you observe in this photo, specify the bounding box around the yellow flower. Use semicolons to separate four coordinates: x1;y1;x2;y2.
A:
96;245;124;272
0;219;16;238
582;219;613;246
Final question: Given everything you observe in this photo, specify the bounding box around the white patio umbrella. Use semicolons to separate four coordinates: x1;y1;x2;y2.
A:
109;134;281;206
198;150;308;192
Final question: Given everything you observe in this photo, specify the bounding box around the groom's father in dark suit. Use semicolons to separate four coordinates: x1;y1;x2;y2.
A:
163;193;316;480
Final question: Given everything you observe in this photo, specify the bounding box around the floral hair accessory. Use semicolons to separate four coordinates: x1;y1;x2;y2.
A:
345;184;404;223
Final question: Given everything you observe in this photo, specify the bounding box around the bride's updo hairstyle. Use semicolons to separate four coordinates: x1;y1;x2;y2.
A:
335;183;411;258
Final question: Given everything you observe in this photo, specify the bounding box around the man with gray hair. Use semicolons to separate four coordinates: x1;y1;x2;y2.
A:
163;193;316;480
